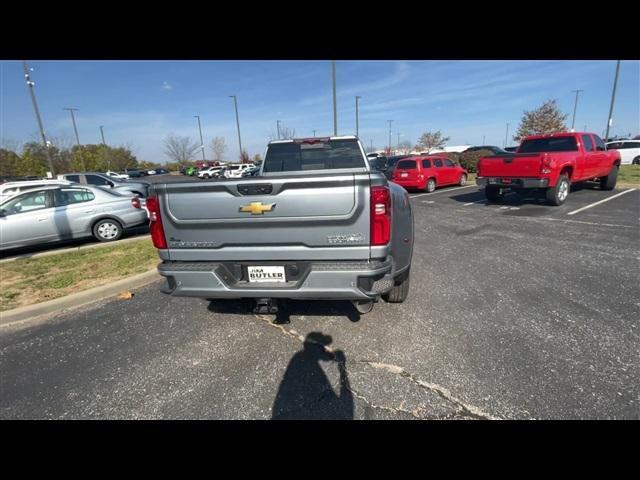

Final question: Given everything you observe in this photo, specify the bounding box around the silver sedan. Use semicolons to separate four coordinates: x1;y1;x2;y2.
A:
0;184;149;251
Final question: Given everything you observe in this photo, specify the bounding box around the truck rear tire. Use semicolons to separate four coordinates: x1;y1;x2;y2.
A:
600;165;618;190
382;270;410;303
485;186;502;202
545;174;570;206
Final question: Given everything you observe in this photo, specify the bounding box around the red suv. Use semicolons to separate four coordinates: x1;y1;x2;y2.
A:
392;156;468;192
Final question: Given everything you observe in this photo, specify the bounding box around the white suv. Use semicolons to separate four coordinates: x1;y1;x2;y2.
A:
223;164;254;178
197;166;225;179
0;179;74;200
606;140;640;165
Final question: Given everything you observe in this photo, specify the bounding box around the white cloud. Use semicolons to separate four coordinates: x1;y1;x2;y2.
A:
162;81;172;91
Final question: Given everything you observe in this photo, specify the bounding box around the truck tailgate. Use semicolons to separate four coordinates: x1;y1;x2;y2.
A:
479;153;542;177
154;174;372;261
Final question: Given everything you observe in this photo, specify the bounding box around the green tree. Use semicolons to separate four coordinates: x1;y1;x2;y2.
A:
514;99;568;142
415;130;450;152
0;149;23;177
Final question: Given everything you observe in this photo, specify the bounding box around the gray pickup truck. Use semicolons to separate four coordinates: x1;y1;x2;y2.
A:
148;136;414;314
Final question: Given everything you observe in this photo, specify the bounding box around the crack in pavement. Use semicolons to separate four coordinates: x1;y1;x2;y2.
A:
253;313;499;420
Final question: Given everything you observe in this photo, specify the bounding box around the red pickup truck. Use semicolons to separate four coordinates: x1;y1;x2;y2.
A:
476;132;621;205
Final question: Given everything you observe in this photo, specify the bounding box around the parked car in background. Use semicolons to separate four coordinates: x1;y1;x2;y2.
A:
155;168;169;174
223;163;254;178
0;185;148;251
57;172;150;198
606;140;640;165
145;169;157;175
392;156;468;192
126;170;143;178
476;132;621;205
198;166;226;179
367;155;388;173
384;155;413;179
0;179;74;200
241;165;261;177
105;170;130;180
464;145;509;155
186;167;198;176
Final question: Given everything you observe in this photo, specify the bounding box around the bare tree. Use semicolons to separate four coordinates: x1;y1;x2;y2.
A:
210;136;227;161
164;134;200;164
269;123;296;140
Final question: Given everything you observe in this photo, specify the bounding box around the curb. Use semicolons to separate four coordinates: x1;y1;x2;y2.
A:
0;234;151;264
0;269;161;328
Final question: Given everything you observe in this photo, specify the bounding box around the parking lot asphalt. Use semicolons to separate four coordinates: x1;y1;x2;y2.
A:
0;183;638;419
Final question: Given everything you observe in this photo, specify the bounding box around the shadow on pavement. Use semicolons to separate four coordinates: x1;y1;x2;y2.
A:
271;332;354;420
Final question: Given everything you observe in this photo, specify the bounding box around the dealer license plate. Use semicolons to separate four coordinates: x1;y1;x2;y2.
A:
247;266;286;283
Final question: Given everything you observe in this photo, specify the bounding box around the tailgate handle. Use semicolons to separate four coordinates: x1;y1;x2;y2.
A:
237;184;273;195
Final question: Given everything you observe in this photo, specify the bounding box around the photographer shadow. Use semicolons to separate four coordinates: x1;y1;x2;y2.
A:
271;332;354;420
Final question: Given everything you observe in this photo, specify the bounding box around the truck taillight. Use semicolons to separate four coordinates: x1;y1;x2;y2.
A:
146;196;167;249
540;153;553;174
370;186;391;246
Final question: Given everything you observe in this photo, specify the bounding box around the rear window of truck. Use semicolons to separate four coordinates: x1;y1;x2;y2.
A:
519;137;579;153
396;160;416;170
263;139;365;172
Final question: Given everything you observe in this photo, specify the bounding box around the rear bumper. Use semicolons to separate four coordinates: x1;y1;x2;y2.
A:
476;177;549;189
392;179;421;189
157;259;395;301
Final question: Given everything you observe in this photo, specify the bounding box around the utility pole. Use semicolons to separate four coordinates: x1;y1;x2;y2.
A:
397;132;401;150
22;61;55;176
387;120;393;154
571;89;583;130
370;139;373;152
312;130;316;137
99;125;109;170
355;96;361;138
504;122;510;148
229;95;243;161
332;61;337;136
482;135;486;145
604;60;621;142
64;107;85;171
194;115;205;161
277;120;281;139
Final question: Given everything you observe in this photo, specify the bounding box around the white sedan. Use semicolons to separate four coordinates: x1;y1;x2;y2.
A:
106;171;130;180
606;140;640;165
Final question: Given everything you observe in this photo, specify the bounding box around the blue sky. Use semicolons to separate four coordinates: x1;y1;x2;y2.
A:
1;60;638;162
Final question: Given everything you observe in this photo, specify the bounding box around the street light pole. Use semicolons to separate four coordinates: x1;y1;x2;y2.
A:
571;89;583;130
64;107;85;171
312;130;316;137
22;61;55;176
332;61;338;136
482;135;485;145
504;122;510;148
100;125;109;170
194;115;206;161
229;96;243;161
397;132;401;150
64;108;81;146
277;120;281;139
604;60;621;142
387;120;393;154
355;96;361;138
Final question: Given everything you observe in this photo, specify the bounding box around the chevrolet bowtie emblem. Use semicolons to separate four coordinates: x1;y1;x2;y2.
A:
239;202;276;215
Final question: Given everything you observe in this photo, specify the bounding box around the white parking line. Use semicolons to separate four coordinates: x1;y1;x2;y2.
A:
410;185;477;199
566;188;636;216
